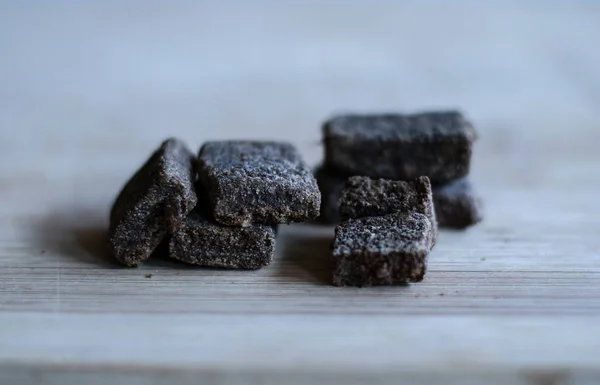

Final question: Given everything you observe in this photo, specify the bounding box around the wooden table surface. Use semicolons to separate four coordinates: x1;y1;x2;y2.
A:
1;2;600;384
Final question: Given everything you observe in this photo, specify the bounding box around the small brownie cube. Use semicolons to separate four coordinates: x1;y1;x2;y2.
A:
314;166;346;225
339;176;437;245
323;111;477;183
332;212;433;287
109;138;197;267
198;141;320;226
169;196;276;269
433;178;483;229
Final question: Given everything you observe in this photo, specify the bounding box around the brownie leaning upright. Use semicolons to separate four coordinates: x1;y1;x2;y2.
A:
109;138;197;267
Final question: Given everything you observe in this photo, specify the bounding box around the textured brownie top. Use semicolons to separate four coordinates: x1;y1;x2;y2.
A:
198;140;320;226
199;140;312;184
200;140;301;165
323;111;477;142
333;211;432;256
339;176;435;221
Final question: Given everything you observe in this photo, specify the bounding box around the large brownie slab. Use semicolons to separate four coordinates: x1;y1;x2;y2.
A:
198;141;320;226
324;111;476;183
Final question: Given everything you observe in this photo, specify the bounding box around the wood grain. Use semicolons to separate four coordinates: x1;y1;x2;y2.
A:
1;2;600;384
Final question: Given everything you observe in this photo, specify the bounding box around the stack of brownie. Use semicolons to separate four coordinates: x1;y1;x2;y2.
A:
109;139;320;268
108;111;481;288
317;111;482;229
316;111;482;286
332;176;437;286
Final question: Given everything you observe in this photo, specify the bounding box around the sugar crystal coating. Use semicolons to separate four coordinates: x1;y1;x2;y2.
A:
324;111;476;183
109;138;197;267
339;176;437;245
332;212;432;287
198;141;320;226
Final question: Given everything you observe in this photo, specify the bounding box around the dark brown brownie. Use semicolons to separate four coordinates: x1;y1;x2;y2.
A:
332;212;433;287
432;177;483;229
169;207;276;269
198;141;320;226
339;176;437;245
314;167;481;230
109;138;197;267
323;111;477;183
314;166;346;225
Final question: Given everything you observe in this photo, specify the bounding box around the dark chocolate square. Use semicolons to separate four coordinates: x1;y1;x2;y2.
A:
324;111;476;183
198;141;320;226
332;212;433;287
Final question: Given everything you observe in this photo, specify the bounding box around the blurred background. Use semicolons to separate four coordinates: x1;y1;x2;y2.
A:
2;1;599;179
1;1;599;241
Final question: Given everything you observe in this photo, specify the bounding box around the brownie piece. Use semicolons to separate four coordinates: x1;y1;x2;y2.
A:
339;176;437;245
314;166;346;224
109;138;197;267
332;212;433;287
432;178;483;229
323;111;477;183
198;141;320;226
169;203;276;269
313;167;482;230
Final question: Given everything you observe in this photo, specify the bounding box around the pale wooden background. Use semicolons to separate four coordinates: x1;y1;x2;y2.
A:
1;2;600;385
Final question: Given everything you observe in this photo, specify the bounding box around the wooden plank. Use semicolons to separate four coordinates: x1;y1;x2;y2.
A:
1;314;600;385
